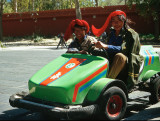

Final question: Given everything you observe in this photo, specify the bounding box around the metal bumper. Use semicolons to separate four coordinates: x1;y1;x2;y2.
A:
9;92;97;120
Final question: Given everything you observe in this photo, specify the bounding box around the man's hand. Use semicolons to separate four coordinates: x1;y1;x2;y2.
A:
94;41;108;49
66;48;79;53
79;50;88;54
66;51;78;53
66;48;88;54
66;50;88;54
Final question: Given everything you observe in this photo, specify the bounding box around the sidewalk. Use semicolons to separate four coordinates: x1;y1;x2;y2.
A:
1;38;72;47
1;38;160;48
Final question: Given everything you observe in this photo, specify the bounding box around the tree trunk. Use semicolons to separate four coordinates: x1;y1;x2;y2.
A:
92;0;94;6
75;0;82;19
95;0;98;7
32;0;35;11
70;0;72;9
66;0;68;9
0;0;4;42
125;0;127;5
14;0;17;12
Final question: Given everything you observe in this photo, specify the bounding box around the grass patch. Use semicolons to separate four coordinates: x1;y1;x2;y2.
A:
2;34;56;43
0;41;5;48
139;34;160;45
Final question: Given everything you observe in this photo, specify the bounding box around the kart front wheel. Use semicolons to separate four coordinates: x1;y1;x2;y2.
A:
98;86;127;120
149;76;160;104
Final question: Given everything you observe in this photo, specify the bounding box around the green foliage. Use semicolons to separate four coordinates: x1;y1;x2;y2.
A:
32;34;43;43
9;0;30;12
0;41;5;48
99;0;125;6
33;36;43;43
53;36;58;40
3;0;126;13
3;2;13;13
127;0;160;21
139;34;155;40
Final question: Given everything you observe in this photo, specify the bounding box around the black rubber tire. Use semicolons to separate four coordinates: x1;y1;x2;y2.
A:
98;86;127;120
149;76;160;104
9;91;28;107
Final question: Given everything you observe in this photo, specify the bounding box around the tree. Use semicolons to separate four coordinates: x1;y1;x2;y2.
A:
128;0;160;41
95;0;98;7
28;0;35;11
3;1;12;13
10;0;29;12
70;0;73;8
75;0;82;19
14;0;17;12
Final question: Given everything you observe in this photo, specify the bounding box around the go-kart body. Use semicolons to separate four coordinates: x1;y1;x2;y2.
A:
9;45;160;120
139;45;160;81
29;54;108;105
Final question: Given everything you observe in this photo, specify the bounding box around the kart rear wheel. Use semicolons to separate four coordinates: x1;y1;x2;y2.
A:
98;86;127;120
149;76;160;104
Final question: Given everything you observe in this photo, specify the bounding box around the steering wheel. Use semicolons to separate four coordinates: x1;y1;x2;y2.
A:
88;44;109;58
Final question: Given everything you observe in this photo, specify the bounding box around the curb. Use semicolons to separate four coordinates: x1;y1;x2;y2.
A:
1;38;72;47
2;43;160;48
1;39;160;48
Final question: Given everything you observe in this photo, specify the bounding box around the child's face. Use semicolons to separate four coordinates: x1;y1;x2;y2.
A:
111;16;124;31
74;27;86;41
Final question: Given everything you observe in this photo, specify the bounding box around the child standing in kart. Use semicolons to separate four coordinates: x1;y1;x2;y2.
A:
64;19;99;55
92;10;144;90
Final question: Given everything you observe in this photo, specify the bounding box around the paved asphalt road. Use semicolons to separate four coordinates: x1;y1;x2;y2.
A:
0;46;160;120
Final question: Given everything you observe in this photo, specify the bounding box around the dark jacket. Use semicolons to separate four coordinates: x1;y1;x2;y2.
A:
107;27;144;87
68;35;96;52
68;35;107;57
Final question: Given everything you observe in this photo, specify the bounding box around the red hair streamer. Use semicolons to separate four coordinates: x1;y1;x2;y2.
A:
92;10;126;37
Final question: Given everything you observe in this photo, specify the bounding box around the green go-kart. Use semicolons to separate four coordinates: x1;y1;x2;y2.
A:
9;45;160;120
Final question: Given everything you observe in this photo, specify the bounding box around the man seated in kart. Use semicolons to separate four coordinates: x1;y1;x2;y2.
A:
63;19;107;57
92;10;144;90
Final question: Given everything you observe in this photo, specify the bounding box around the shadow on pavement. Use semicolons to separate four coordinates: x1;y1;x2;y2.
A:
0;108;54;120
0;103;160;120
123;101;160;120
125;106;160;120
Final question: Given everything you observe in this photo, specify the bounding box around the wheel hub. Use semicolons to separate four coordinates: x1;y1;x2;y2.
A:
107;95;123;117
110;103;117;109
